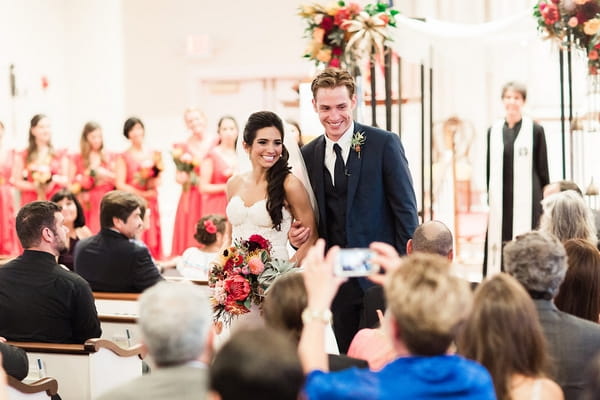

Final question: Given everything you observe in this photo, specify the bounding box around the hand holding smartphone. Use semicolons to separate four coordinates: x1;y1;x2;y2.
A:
333;248;380;277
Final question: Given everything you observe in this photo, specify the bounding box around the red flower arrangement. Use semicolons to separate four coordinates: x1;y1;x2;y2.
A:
300;1;399;68
70;169;96;194
208;234;295;325
534;0;600;74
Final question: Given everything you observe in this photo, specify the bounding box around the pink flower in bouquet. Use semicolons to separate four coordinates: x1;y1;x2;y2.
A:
329;57;341;68
313;27;326;43
225;275;251;301
248;256;265;275
241;266;250;275
589;49;599;60
569;16;579;27
214;281;227;304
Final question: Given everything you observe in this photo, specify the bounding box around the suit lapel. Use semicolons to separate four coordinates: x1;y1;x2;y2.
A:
346;122;363;214
311;136;327;227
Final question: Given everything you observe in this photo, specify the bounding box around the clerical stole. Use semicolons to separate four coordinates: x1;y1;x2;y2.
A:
487;117;533;275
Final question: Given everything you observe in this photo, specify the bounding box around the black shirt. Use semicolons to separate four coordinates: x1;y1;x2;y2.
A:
0;250;101;343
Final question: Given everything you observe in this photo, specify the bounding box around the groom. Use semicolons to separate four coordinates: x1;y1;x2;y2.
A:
293;68;418;353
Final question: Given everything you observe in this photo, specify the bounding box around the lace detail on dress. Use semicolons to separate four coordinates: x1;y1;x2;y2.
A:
226;196;291;260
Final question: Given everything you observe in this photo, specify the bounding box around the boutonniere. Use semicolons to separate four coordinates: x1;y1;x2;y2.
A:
351;131;366;159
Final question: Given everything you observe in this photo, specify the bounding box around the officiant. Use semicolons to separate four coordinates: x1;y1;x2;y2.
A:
485;81;549;276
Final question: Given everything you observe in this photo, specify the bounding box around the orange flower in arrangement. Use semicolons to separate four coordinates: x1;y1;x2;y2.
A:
208;235;295;325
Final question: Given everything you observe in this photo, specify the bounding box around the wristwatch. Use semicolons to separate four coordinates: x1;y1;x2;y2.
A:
301;308;332;325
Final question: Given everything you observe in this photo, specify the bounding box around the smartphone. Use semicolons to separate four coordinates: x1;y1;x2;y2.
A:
334;248;380;277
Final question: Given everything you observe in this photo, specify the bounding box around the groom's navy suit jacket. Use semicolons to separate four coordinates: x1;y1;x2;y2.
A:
301;121;418;253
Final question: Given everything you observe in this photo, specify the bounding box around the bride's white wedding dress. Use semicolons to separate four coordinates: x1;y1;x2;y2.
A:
226;195;291;260
215;194;340;355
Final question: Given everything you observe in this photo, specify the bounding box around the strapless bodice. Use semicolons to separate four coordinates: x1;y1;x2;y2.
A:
226;196;291;260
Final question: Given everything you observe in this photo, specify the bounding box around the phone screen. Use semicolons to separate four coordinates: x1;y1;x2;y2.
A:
334;248;379;277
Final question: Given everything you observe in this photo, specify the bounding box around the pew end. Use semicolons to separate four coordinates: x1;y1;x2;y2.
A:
7;338;146;400
7;376;58;400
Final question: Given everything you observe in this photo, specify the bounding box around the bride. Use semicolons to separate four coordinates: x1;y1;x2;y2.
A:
226;111;317;263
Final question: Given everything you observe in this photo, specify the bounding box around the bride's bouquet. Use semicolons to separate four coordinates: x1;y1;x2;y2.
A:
208;234;295;326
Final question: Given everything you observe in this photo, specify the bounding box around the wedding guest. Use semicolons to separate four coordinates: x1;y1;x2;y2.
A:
504;230;600;399
263;272;368;371
299;240;495;399
51;189;92;270
286;119;304;147
75;190;163;292
210;327;304;400
70;121;115;233
456;273;563;400
0;201;101;343
116;117;163;259
539;190;597;244
12;114;69;205
97;282;211;400
177;214;227;280
0;121;19;257
200;115;238;216
485;81;549;276
583;353;600;400
171;109;214;257
554;238;600;323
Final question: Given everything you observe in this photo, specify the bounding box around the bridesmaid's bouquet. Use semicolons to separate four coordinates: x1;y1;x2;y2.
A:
208;234;295;325
171;145;200;191
134;151;163;188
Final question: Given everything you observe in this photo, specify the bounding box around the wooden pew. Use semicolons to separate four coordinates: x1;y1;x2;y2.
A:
93;279;210;346
7;376;58;400
7;339;146;400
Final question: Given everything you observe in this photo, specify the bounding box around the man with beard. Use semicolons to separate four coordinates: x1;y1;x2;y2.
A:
0;201;101;343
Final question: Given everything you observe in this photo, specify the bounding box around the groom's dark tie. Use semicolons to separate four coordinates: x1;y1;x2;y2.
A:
333;143;347;192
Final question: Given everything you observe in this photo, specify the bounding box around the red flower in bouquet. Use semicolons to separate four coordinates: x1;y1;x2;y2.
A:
134;152;163;188
224;275;251;301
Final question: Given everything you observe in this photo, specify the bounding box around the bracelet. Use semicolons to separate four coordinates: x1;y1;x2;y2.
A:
301;308;332;325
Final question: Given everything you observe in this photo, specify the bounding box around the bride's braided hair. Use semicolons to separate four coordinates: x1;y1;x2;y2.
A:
243;111;291;231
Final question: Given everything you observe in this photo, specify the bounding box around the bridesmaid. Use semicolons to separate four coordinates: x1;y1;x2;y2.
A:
200;115;238;216
115;117;163;260
70;121;116;233
0;121;19;257
171;109;215;257
12;114;68;205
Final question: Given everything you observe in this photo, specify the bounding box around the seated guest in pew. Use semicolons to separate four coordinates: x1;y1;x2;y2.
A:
98;282;211;400
0;201;101;343
0;340;28;381
262;272;368;371
209;327;304;400
361;220;454;329
75;190;163;292
298;240;495;399
504;231;600;400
